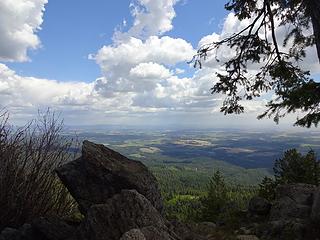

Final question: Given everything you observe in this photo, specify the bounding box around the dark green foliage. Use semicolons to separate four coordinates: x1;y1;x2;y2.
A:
164;195;202;222
199;171;256;225
258;149;320;201
191;0;320;127
274;149;320;185
200;171;229;222
258;176;277;201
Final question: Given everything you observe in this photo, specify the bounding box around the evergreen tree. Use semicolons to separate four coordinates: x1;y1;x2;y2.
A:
274;149;320;185
200;171;229;222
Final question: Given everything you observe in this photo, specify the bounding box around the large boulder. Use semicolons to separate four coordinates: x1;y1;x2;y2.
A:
31;217;76;240
77;190;173;240
120;227;176;240
56;140;163;214
269;184;316;220
120;229;146;240
0;218;76;240
311;186;320;223
248;196;271;216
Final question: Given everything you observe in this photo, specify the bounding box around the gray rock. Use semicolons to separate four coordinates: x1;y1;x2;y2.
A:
270;184;315;220
0;228;20;240
236;235;259;240
56;140;163;214
120;227;176;240
248;196;271;216
31;217;76;240
267;219;307;240
77;190;168;240
0;224;40;240
195;222;217;236
140;226;173;240
120;229;146;240
311;186;320;223
56;141;163;214
169;220;206;240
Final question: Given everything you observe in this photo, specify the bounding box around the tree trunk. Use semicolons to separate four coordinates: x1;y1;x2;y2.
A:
309;0;320;63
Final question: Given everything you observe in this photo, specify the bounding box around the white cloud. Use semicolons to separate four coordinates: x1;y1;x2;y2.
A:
0;64;94;110
91;35;195;96
114;0;179;41
130;62;172;79
0;0;47;62
1;0;315;128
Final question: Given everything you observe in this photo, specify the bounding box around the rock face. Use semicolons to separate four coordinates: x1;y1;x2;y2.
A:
270;184;316;220
256;183;320;240
56;140;163;214
0;218;76;240
311;186;320;223
3;140;320;240
120;229;146;240
77;190;170;240
248;197;271;216
31;217;76;240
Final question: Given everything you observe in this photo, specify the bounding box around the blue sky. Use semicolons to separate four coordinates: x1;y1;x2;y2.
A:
0;0;319;128
7;0;227;82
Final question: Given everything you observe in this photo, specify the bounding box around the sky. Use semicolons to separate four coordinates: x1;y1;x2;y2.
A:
0;0;319;129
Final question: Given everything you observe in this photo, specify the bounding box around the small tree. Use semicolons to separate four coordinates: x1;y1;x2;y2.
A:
274;149;320;185
200;171;229;222
0;110;78;230
258;176;277;201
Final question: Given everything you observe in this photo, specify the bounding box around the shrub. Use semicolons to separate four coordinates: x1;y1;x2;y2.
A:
0;110;78;230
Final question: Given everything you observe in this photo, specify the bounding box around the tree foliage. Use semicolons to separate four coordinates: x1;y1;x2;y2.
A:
274;148;320;185
199;171;256;224
191;0;320;127
259;148;320;200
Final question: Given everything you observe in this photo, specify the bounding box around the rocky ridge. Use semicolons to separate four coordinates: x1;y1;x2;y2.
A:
0;141;205;240
1;140;320;240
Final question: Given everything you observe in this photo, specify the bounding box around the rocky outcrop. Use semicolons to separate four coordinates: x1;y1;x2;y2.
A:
77;190;171;240
270;184;315;221
248;196;271;216
311;186;320;223
254;184;320;240
56;140;163;214
0;218;77;240
120;229;146;240
3;140;320;240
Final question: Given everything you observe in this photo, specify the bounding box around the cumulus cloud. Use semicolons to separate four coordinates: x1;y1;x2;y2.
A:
114;0;179;41
1;0;316;127
0;64;93;108
0;0;47;62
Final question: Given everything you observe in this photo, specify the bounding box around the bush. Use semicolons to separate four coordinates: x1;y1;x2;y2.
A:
164;195;202;222
0;110;78;230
